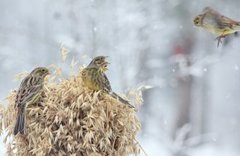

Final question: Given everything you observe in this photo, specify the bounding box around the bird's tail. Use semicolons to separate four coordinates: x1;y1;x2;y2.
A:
110;92;135;108
14;106;25;135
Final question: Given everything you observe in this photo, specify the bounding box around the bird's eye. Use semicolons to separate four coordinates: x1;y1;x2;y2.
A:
194;17;200;25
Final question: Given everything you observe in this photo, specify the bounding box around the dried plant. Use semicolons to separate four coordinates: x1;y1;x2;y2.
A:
1;66;142;156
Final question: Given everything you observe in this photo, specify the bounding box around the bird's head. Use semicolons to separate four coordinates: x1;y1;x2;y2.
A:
30;67;50;78
88;56;109;72
193;15;203;26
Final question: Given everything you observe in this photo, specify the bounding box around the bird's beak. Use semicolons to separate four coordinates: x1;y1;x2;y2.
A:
103;61;110;66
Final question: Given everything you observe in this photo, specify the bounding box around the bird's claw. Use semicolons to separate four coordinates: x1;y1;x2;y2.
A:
215;35;226;47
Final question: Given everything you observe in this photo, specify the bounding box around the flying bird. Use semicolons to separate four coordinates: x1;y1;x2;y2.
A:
193;7;240;46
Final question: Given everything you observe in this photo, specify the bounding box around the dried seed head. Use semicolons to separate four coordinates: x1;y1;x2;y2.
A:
2;67;142;156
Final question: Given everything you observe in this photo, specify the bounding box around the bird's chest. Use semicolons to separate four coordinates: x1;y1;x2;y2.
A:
82;68;103;91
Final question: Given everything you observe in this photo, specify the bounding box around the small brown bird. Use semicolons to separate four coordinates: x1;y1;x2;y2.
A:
81;56;134;108
193;7;240;46
14;67;49;135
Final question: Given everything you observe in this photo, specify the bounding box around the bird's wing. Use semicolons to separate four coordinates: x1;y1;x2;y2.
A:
204;7;239;29
101;73;112;93
203;7;219;15
111;92;135;108
100;73;135;108
15;75;30;107
15;76;43;107
219;16;240;28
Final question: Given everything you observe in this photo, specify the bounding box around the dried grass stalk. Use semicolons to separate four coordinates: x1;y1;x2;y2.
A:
1;69;142;156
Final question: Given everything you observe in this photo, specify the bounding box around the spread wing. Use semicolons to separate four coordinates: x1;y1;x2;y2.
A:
203;7;239;29
203;7;219;15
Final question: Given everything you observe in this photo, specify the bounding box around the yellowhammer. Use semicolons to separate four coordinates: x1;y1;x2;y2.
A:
81;56;134;108
193;7;240;46
14;67;49;135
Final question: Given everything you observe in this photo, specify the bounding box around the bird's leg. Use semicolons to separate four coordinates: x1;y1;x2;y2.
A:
215;32;227;47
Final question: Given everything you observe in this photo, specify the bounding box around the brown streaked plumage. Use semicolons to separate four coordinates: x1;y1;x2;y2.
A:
193;7;240;46
14;67;49;135
81;56;134;108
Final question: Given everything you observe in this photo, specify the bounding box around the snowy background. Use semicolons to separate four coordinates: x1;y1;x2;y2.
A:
1;0;240;155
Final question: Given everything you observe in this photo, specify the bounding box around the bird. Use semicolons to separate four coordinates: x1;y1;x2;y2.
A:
81;56;134;108
193;7;240;46
14;67;50;135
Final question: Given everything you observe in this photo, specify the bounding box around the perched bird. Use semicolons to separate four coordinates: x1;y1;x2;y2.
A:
14;67;49;135
81;56;134;108
193;7;240;46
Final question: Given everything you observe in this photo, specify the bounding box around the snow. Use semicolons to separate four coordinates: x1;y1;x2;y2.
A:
1;0;240;155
